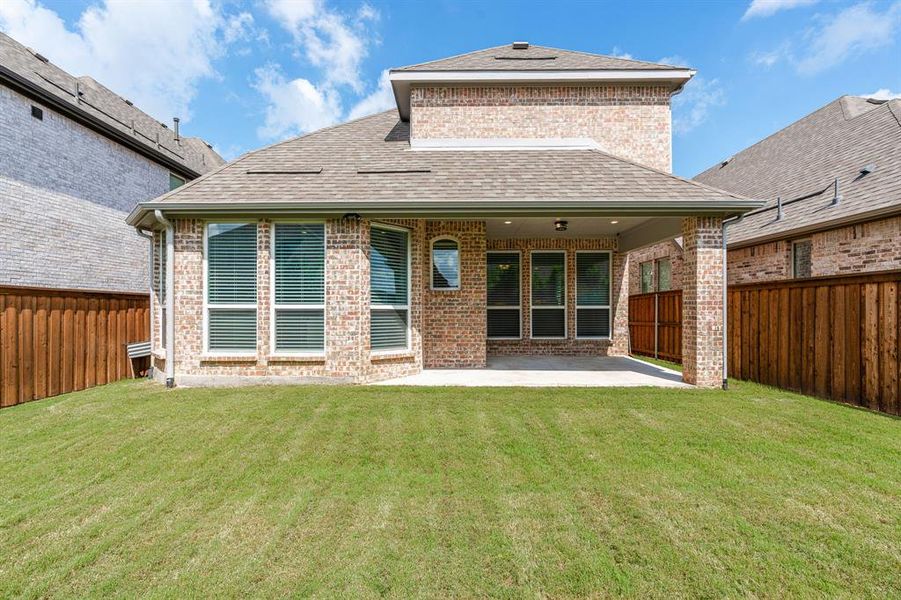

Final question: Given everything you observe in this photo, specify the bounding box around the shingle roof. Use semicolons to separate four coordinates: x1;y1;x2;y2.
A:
694;96;901;246
129;110;753;226
0;32;223;177
392;43;687;72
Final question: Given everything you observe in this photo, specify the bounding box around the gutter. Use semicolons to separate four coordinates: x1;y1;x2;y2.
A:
0;65;200;180
127;198;765;226
152;210;175;389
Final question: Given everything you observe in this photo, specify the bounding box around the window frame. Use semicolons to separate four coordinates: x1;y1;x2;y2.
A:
430;236;461;291
486;250;522;340
575;250;612;340
269;220;327;357
203;221;258;356
791;238;812;279
169;172;186;190
370;222;411;355
640;260;654;294
529;250;567;340
655;257;672;292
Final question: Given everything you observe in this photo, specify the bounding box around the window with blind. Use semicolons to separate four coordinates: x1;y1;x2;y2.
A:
370;225;409;352
206;222;257;353
487;252;521;339
640;261;653;293
656;258;672;292
531;251;566;338
157;229;167;350
431;238;460;290
273;223;325;353
576;252;611;338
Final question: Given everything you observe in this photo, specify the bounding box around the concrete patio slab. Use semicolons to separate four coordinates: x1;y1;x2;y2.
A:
373;356;689;387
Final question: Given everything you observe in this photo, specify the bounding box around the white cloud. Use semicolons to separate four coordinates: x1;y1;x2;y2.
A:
609;46;633;60
743;0;818;20
347;69;394;120
0;0;249;123
266;0;378;92
797;2;901;74
253;64;342;140
749;48;784;67
673;77;725;135
862;88;901;100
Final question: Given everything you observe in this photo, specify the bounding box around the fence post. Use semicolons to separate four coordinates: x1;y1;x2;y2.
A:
654;292;659;359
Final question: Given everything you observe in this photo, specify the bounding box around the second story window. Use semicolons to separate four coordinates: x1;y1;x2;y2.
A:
169;173;186;190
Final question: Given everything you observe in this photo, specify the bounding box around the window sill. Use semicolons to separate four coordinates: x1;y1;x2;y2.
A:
268;354;325;364
200;354;257;364
370;350;415;362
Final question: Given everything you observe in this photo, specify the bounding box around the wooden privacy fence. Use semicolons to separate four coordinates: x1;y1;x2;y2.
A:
0;286;150;409
729;271;900;416
628;290;682;363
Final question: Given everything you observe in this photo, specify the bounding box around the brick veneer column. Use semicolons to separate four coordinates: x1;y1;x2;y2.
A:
325;216;367;379
681;216;724;387
173;219;204;374
609;250;630;355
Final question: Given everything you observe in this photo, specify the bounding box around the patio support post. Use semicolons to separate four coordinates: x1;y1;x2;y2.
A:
609;250;630;355
325;215;369;380
681;216;724;387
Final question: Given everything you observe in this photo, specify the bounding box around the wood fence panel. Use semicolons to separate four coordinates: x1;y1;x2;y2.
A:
630;270;901;415
0;287;149;409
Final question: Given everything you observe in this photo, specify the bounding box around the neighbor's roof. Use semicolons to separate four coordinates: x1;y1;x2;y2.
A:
391;43;687;72
0;32;223;178
128;110;759;228
694;95;901;247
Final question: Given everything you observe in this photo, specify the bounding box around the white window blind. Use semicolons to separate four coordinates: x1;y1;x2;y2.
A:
273;223;325;353
206;222;257;353
370;225;409;351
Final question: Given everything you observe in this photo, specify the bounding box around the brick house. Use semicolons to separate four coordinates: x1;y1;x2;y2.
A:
630;95;901;293
127;43;762;388
0;32;222;295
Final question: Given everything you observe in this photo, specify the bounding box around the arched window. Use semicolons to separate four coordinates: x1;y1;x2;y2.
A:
431;237;460;290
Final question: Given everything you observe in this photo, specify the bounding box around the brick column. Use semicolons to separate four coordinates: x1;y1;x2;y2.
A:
172;219;204;374
681;216;724;387
325;216;367;380
609;250;630;355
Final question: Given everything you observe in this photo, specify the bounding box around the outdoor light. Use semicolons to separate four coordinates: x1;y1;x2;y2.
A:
610;220;619;224
554;219;568;232
504;220;512;224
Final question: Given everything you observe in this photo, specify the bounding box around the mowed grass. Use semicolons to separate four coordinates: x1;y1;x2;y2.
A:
0;380;899;598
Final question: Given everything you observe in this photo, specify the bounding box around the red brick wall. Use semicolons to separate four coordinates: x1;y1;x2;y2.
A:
628;240;684;295
681;216;724;388
410;85;673;171
423;221;487;368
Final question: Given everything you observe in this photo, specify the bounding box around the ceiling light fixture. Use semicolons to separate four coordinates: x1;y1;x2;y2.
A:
610;220;619;224
504;220;512;224
554;219;568;232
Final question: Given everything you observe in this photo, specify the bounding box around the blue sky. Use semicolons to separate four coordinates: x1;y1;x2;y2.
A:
2;0;899;176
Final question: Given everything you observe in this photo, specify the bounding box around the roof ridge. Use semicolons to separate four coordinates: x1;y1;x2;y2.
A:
588;147;749;200
390;44;510;72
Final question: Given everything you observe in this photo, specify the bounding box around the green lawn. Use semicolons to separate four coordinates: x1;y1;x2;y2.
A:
1;381;899;598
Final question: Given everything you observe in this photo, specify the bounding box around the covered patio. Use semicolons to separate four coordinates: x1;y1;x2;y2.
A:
375;356;687;387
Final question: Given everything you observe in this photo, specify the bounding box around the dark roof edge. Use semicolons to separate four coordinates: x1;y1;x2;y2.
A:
727;204;901;249
0;64;200;179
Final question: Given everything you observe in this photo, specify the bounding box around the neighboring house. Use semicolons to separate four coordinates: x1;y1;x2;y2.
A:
0;32;223;295
127;42;762;389
630;95;901;289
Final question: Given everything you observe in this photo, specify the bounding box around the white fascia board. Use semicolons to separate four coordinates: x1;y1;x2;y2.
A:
389;69;695;83
410;137;601;151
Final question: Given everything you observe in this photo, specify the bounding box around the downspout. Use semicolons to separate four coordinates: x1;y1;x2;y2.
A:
721;215;740;391
153;210;176;388
136;228;154;364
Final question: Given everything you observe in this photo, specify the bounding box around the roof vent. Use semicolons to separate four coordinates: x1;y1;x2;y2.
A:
831;177;842;206
720;156;733;168
512;41;529;50
860;163;876;175
33;51;49;63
